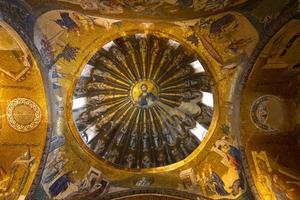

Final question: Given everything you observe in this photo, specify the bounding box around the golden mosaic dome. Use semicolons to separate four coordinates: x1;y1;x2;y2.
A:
72;34;213;169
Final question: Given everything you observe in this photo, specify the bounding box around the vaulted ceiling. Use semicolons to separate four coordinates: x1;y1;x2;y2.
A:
0;0;299;200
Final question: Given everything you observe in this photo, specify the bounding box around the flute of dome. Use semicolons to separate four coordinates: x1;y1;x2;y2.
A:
91;76;130;91
94;101;130;129
114;103;134;125
91;68;131;88
156;104;179;125
98;51;134;84
159;98;181;108
130;37;146;80
156;52;186;84
88;99;127;116
148;39;161;79
152;47;173;80
97;55;126;77
138;38;148;79
159;67;192;87
159;83;188;92
159;93;184;99
87;82;129;93
110;107;136;148
88;94;128;105
109;46;136;82
114;37;141;81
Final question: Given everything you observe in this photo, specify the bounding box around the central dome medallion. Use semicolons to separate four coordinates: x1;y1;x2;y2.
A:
130;80;158;108
72;34;214;169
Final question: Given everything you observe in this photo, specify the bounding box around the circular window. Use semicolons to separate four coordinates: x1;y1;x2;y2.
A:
72;34;214;169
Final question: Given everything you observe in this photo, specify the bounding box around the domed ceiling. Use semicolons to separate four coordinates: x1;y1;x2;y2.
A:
1;0;300;200
72;34;213;168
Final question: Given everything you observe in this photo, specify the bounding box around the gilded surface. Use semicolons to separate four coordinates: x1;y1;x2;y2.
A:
24;0;249;20
131;81;158;104
30;7;260;199
0;23;32;81
72;34;213;169
0;0;299;199
0;21;48;200
240;19;300;200
6;98;42;132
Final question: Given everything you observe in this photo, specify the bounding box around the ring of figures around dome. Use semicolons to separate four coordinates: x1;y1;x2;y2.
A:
72;34;214;169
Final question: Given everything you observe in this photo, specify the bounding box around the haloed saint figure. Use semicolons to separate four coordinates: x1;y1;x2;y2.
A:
137;84;157;107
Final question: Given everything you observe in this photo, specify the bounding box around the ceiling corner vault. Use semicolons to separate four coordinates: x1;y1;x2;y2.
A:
0;0;300;200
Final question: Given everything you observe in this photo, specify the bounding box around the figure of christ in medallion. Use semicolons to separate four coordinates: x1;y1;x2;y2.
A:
131;80;158;108
137;84;157;108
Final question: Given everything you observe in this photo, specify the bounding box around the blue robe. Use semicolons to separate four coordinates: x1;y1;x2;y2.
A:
208;172;229;196
49;174;71;197
139;92;156;107
227;146;245;195
55;13;79;30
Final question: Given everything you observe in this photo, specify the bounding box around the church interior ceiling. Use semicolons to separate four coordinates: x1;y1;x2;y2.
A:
73;34;213;169
0;20;48;199
24;0;250;20
0;0;299;200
